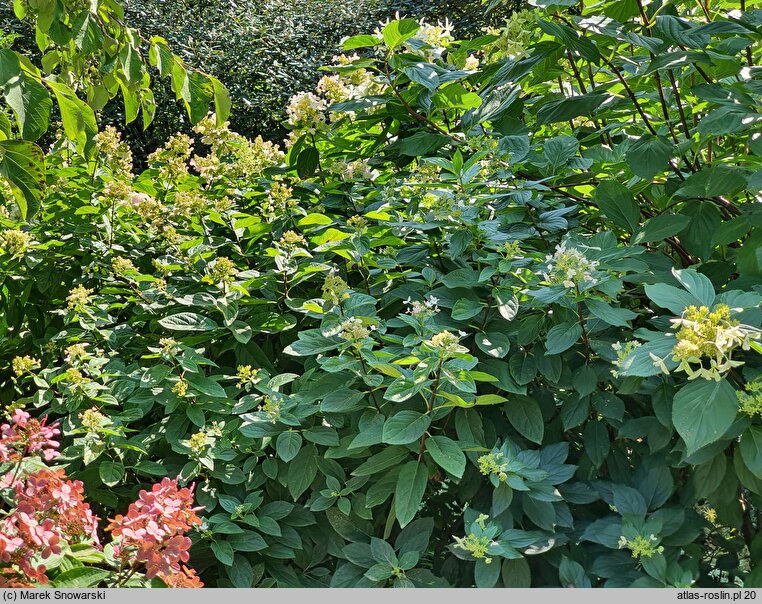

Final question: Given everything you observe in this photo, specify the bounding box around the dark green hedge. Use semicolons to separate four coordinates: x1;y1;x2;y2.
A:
2;0;519;159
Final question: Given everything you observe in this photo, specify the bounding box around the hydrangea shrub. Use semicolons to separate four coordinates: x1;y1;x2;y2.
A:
0;411;203;587
2;0;762;589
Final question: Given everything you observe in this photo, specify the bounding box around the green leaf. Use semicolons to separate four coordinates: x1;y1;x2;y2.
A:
672;268;715;308
536;93;605;125
98;460;125;487
46;80;97;154
53;568;110;588
370;537;398;566
542;134;578;172
475;394;508;406
0;49;21;87
283;330;340;356
297;147;319;179
4;73;52;141
559;556;590;588
320;388;366;413
452;297;483;320
397;131;450;156
365;562;393;582
673;379;737;455
698;107;760;136
211;76;231;123
494;289;519;321
384;376;424;403
679;202;723;260
182;70;214;124
211;539;235;566
692;453;727;499
158;312;219;332
502;558;531;588
583;421;610;468
229;320;252;344
626;135;674;180
644;283;702;315
476;331;510;358
185;373;227;398
505;396;544;444
734;453;762;497
585;298;638;327
287;443;318;500
616;336;678;377
119;82;139;125
425;435;466;478
351;447;410;477
738;229;762;277
675;165;747;199
537;20;599;62
186;405;205;427
0;113;11;139
740;426;762;480
149;37;174;77
394;461;427;527
342;34;382;50
593;180;640;232
72;11;103;53
433;84;481;110
276;431;302;462
382;19;420;50
633;214;690;244
545;322;582;354
382;411;431;445
474;556;500;587
136;460;168;477
227;531;268;552
0;140;46;219
226;554;254;587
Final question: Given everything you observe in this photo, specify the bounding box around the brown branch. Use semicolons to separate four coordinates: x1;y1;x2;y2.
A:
600;56;658;136
418;356;444;460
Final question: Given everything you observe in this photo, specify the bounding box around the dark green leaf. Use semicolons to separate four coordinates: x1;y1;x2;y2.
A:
0;140;45;219
394;461;427;527
425;435;466;478
276;431;302;462
505;397;544;444
626;135;674;180
382;411;431;445
593;180;640;232
673;379;737;455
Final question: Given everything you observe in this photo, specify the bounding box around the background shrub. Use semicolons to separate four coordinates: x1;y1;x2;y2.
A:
0;0;520;159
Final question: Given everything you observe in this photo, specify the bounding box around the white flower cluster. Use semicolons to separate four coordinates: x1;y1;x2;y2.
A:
286;92;328;133
427;330;469;356
610;340;641;377
543;242;600;289
329;158;377;181
316;75;350;104
405;295;440;319
191;114;285;183
338;317;372;342
331;54;384;99
483;9;537;62
655;304;762;381
285;53;384;147
464;55;480;70
416;18;455;50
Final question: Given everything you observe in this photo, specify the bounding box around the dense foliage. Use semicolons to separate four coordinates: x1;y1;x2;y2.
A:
2;0;762;589
119;0;520;148
0;0;521;155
